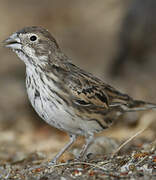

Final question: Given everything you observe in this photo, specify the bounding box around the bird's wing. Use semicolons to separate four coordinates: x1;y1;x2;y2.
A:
49;61;132;109
46;60;138;129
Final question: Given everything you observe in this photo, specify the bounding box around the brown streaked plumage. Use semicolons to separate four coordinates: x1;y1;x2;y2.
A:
3;26;156;164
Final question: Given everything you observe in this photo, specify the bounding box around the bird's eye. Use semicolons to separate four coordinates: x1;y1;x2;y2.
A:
30;35;37;41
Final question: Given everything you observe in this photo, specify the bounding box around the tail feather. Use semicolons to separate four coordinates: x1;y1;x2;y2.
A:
121;99;156;112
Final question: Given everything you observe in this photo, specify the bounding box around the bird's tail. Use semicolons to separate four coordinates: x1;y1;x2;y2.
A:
120;99;156;112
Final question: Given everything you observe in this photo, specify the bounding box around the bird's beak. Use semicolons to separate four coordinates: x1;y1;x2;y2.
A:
2;33;22;49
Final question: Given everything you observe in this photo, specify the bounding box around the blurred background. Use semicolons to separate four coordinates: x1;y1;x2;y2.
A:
0;0;156;163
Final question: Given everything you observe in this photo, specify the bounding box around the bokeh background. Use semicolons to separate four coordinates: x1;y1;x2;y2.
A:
0;0;156;163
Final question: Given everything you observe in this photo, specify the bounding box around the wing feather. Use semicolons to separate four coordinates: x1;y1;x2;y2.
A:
47;59;132;110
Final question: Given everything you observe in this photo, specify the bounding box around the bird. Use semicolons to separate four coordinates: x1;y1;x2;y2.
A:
3;26;156;164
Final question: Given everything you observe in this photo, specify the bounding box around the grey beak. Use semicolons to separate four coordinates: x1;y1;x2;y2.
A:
2;33;21;49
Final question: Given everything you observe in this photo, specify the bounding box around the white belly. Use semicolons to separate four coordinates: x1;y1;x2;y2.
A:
26;81;88;135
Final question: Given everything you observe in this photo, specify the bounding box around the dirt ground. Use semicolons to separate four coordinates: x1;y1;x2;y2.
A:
0;0;156;179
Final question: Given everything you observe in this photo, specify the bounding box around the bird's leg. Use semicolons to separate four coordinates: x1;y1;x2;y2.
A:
50;134;77;164
78;134;94;159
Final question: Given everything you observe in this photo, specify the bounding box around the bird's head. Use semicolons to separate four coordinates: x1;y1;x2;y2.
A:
3;26;59;66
